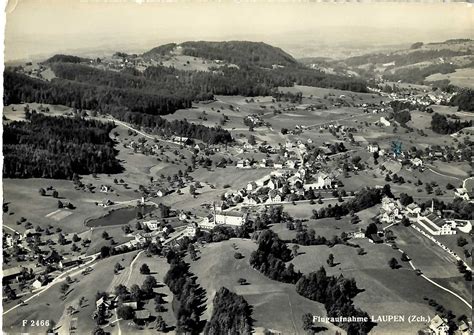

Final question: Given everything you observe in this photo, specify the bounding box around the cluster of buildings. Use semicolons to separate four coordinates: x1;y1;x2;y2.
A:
379;197;467;236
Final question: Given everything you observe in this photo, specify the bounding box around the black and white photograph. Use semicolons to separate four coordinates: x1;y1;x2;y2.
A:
1;1;473;334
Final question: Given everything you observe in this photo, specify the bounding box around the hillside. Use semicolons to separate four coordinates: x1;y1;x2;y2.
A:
143;41;297;68
4;41;369;124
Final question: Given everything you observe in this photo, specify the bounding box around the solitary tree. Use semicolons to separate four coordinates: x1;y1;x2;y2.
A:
388;258;399;269
327;254;335;267
139;263;150;275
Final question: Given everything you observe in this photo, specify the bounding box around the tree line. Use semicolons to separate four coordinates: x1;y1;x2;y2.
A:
3;112;122;179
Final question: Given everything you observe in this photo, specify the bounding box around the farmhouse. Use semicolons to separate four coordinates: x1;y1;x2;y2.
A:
198;216;217;230
143;220;160;231
454;178;473;202
313;172;333;189
2;266;25;283
185;222;199;237
367;143;379;153
428;315;449;335
267;190;282;203
405;203;421;217
32;276;49;289
410;158;423;167
156;188;169;197
380;197;403;223
379;116;391;127
134;309;151;324
214;211;248;226
59;257;83;269
247;182;258;192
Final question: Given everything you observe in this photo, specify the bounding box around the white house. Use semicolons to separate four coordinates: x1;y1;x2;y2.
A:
428;315;449;335
185;223;198;237
267;190;282;203
273;162;283;169
214;211;248;226
380;197;403;223
367;143;379;153
405;203;421;217
410;158;423;167
247;182;258;192
243;196;258;205
454;178;473;202
198;216;216;230
143;220;160;231
313;173;333;189
379;116;391;127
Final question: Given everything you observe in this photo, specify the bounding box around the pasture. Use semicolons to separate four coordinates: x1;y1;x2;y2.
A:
188;239;344;334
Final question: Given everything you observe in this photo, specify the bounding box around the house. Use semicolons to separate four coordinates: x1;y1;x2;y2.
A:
2;266;25;283
380;197;403;223
236;160;245;168
367;143;379;153
143;220;160;231
273;162;283;169
428;315;449;335
350;229;365;239
243;196;258;205
268;178;282;190
178;212;188;221
185;222;198;237
23;229;40;240
285;141;294;149
313;173;333;189
172;136;192;145
96;297;111;311
99;199;114;208
418;213;456;236
410;158;423;167
288;176;303;187
59;257;83;269
122;301;138;310
32;276;49;289
194;143;206;151
454;178;473;202
405;203;421;217
100;185;112;193
156;188;169;197
379;116;391;127
247;182;258;192
369;234;383;243
44;249;62;264
4;235;13;247
286;160;296;169
198;216;216;230
214;211;248;226
134;309;151;323
267;190;282;203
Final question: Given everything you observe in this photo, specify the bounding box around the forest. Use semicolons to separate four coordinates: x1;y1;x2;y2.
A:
163;258;206;334
296;267;374;334
431;113;472;134
204;287;253;335
249;230;301;284
449;89;474;112
3;112;122;179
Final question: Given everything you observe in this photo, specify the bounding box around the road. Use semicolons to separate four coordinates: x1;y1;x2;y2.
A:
425;165;463;182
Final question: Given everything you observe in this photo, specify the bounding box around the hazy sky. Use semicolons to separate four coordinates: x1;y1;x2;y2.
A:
4;0;473;61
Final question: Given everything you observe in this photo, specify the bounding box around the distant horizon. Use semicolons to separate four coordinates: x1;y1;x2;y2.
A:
5;1;473;61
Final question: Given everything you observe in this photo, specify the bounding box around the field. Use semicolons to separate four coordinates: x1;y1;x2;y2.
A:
290;237;471;334
187;239;344;334
425;68;474;89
